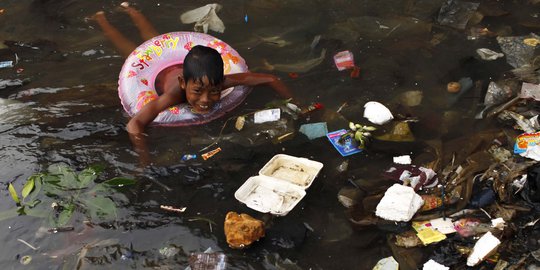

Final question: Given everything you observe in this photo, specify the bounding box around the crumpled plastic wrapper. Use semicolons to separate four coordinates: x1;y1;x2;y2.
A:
382;164;438;191
521;82;540;101
224;211;265;249
180;4;225;34
483;81;515;106
188;248;226;270
437;0;480;30
476;48;504;61
497;33;540;68
0;79;24;89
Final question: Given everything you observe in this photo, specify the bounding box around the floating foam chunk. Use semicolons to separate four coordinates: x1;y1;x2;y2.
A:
363;101;394;125
393;155;411;164
372;256;398;270
375;184;424;222
467;231;501;266
423;259;449;270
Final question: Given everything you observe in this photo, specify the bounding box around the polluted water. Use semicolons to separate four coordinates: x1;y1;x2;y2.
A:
1;0;540;269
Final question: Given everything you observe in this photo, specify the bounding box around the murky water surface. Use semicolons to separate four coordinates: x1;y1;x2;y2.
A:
1;0;540;269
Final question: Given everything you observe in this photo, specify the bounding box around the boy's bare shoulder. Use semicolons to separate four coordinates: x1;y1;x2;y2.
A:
160;88;183;105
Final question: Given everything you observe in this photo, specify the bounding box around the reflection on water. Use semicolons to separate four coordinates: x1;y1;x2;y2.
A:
1;0;540;269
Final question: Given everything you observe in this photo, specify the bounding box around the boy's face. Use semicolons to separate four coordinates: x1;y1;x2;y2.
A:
184;76;221;114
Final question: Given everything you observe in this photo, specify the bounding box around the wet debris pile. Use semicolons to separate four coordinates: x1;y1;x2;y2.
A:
332;3;540;268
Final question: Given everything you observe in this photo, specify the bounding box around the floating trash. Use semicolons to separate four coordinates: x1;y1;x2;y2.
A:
333;50;355;71
437;0;480;30
363;101;394;125
254;108;281;124
476;48;504;61
375;184;424;222
180;3;225;33
20;255;31;265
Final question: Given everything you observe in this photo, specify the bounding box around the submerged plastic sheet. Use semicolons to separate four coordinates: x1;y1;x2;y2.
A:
521;82;540;101
0;79;24;89
437;0;480;30
188;248;226;270
497;33;540;68
299;122;328;140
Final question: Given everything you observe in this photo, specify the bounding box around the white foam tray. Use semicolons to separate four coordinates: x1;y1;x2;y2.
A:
258;154;323;189
235;154;323;216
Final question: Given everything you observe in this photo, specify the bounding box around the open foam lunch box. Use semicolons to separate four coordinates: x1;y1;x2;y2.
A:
234;154;323;216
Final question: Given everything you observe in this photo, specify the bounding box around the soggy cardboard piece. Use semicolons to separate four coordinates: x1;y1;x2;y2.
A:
235;154;323;215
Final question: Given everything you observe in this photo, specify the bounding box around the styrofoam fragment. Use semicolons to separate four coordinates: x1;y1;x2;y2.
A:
372;256;398;270
375;184;424;222
491;217;506;229
423;259;449;270
393;155;411;164
467;232;501;266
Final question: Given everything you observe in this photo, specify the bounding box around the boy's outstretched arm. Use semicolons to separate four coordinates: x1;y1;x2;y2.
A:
127;91;181;134
127;91;181;167
224;73;294;101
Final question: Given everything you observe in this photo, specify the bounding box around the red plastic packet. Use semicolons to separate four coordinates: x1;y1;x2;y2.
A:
333;51;355;71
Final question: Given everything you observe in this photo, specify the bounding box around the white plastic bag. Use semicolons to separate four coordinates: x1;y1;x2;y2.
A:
363;101;394;125
180;4;225;33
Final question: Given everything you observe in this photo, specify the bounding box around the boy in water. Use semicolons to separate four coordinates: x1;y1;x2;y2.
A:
91;3;299;164
92;3;296;133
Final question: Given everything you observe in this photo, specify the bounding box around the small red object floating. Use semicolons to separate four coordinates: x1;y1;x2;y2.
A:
288;72;299;79
350;66;361;78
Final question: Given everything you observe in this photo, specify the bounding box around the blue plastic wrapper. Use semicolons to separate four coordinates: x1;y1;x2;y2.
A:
182;154;197;161
326;129;362;156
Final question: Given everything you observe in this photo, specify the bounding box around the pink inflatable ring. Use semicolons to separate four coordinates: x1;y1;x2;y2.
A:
118;32;251;126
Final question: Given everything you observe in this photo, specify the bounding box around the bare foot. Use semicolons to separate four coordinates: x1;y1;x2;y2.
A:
84;11;107;24
116;1;137;13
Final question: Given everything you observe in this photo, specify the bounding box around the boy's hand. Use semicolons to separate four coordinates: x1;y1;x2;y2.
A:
127;129;151;168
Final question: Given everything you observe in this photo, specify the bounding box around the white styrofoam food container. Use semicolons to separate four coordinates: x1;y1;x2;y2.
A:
235;154;324;216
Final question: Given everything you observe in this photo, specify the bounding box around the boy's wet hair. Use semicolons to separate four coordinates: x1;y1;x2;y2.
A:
183;45;224;86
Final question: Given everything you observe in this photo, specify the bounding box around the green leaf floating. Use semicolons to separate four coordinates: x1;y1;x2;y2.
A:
78;167;99;188
28;175;42;202
5;165;129;224
49;164;78;189
102;177;137;187
54;203;75;227
8;183;20;204
21;177;35;200
81;197;117;221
